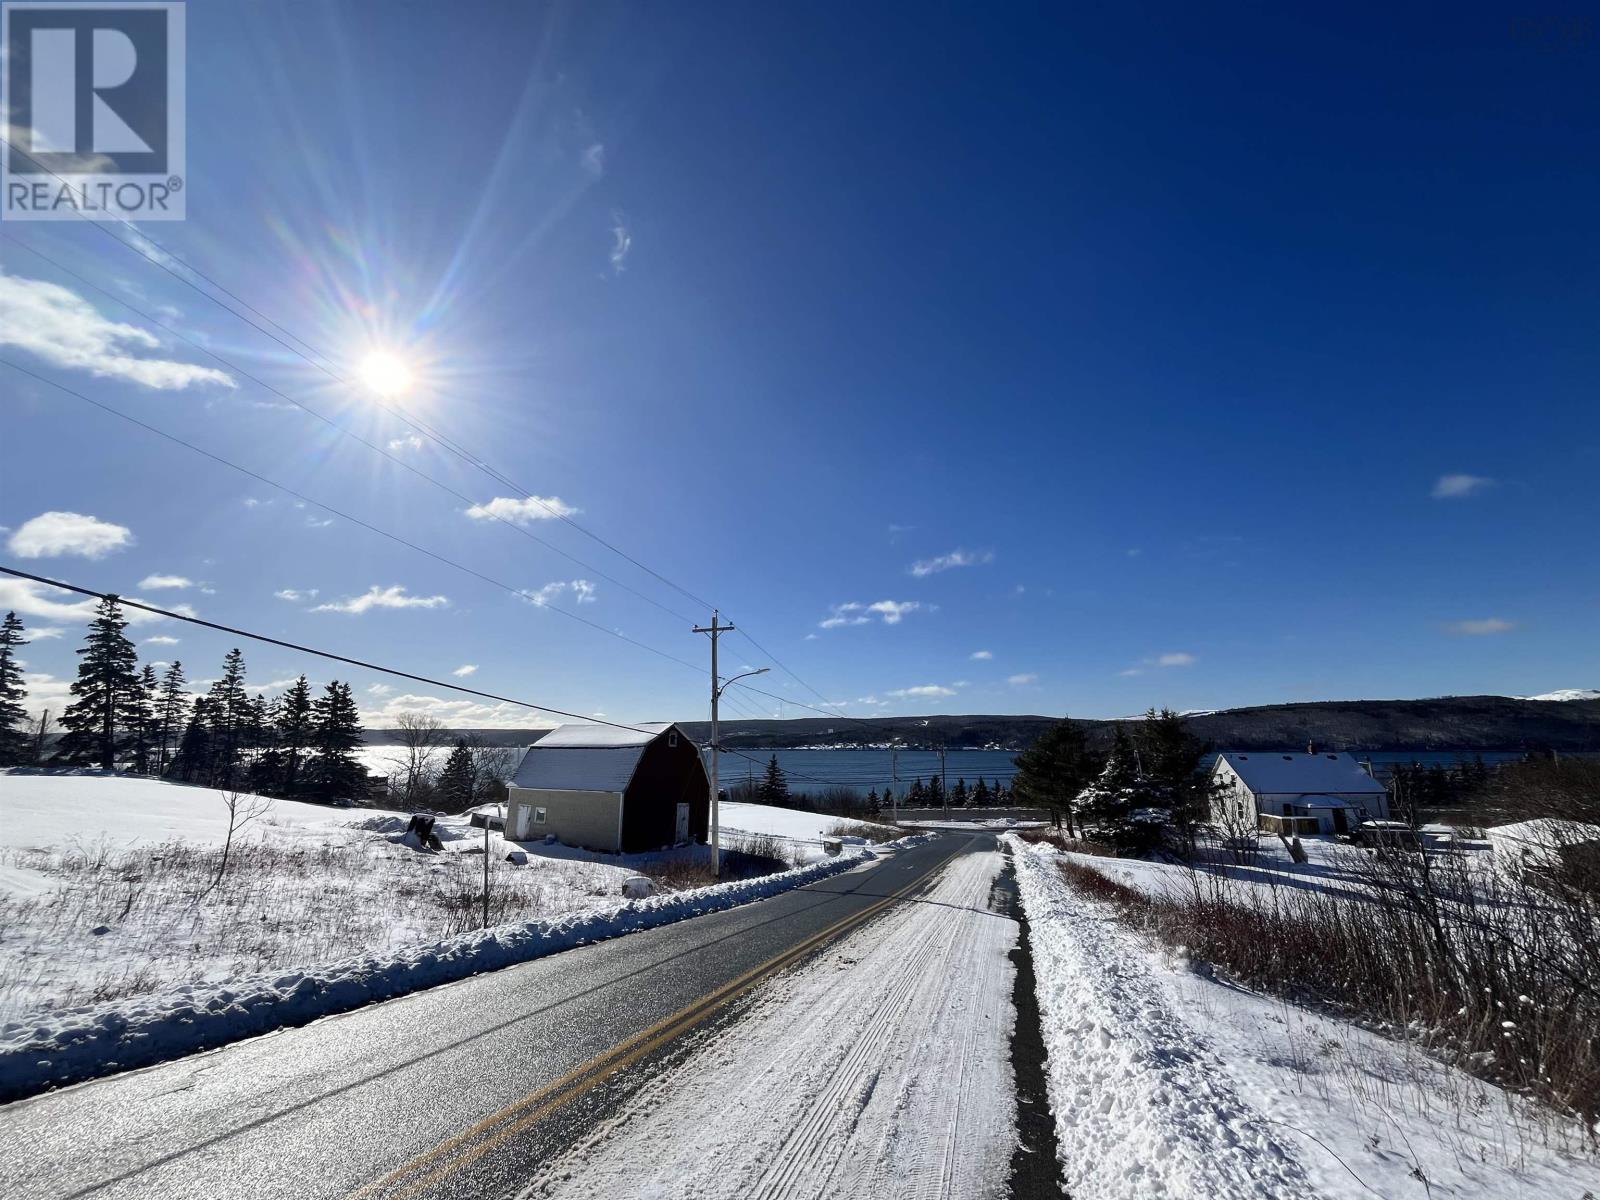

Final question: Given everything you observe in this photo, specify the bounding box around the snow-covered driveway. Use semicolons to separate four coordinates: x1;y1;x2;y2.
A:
519;846;1020;1200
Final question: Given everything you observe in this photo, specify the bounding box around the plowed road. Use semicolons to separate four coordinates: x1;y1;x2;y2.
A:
1;833;1022;1200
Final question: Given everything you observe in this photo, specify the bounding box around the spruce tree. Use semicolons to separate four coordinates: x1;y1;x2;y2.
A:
972;777;991;807
130;664;158;774
758;754;790;806
309;680;365;801
206;648;250;786
951;777;969;807
437;739;476;811
275;675;314;796
170;696;213;781
153;660;188;775
0;611;31;765
1012;717;1101;833
56;596;141;769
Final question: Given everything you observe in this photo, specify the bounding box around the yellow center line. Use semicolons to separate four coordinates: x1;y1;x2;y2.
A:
350;840;966;1200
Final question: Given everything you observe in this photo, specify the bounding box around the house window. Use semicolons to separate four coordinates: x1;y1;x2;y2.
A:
534;807;548;825
668;732;679;748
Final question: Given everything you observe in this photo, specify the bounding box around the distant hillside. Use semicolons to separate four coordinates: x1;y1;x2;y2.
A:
366;694;1599;753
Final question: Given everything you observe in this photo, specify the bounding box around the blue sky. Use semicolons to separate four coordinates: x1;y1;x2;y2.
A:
2;2;1596;727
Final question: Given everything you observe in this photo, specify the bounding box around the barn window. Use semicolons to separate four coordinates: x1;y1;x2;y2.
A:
534;807;548;824
668;732;679;748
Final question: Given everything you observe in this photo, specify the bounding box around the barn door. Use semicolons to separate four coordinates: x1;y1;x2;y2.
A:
675;802;690;842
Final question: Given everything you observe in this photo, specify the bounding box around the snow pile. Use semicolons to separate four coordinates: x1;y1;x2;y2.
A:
0;844;893;1102
1006;836;1600;1199
1518;688;1600;702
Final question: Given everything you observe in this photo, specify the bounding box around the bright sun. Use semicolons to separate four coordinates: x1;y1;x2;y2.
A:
358;350;414;398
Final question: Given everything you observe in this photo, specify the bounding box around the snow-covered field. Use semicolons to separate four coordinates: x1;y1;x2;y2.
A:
717;800;898;861
524;845;1018;1199
1007;836;1600;1199
0;775;889;1028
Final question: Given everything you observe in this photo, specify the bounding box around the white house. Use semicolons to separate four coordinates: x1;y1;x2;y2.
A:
1211;749;1389;836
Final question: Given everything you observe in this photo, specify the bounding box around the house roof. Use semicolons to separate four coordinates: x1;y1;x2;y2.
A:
1215;751;1387;797
1486;818;1600;849
510;723;684;793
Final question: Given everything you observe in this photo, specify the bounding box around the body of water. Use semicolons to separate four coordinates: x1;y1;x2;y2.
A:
708;748;1557;795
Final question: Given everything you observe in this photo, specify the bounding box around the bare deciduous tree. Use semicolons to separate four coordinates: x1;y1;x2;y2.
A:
207;787;275;894
388;712;449;809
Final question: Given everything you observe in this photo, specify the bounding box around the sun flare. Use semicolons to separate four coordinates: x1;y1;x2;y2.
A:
358;350;414;398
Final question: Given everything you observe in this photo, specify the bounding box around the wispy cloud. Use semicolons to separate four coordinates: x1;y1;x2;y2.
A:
1120;651;1197;677
970;649;993;660
887;684;957;699
521;579;597;607
312;585;449;615
1007;673;1038;686
0;273;235;390
387;434;424;452
8;511;132;559
29;626;65;640
910;548;993;578
274;588;318;601
0;577;181;627
452;664;479;677
1445;617;1515;636
581;143;606;177
610;210;632;272
138;574;193;590
465;495;579;524
819;600;922;629
1432;473;1494;500
142;635;180;645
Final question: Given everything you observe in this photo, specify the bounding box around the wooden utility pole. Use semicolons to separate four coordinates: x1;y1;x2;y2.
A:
694;611;736;877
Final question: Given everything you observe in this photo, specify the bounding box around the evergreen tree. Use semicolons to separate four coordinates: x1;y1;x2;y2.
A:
275;675;314;795
1075;725;1163;852
205;649;250;786
130;664;158;774
907;777;926;804
437;739;477;811
169;696;214;782
972;777;991;807
758;754;790;806
153;661;188;775
308;680;365;801
952;777;969;808
1132;708;1219;854
1012;717;1102;833
0;611;31;765
926;773;945;807
56;596;141;769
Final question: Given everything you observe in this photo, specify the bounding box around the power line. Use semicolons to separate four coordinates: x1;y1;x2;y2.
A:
0;566;662;736
0;356;703;677
0;235;700;628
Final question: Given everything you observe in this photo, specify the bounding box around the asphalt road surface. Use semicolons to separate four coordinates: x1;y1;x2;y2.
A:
1;832;992;1200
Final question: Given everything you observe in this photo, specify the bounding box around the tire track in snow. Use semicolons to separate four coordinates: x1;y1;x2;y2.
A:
517;843;1019;1200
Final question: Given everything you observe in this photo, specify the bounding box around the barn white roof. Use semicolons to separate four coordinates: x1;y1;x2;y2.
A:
510;723;683;793
1216;751;1387;797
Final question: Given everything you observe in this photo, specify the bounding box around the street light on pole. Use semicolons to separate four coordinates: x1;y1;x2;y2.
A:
694;609;768;879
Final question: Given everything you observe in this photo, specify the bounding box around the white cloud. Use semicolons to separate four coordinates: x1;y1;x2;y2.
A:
8;511;132;559
453;664;479;677
1445;618;1515;636
1156;652;1196;667
28;626;64;640
521;580;597;607
1007;673;1038;686
142;635;180;645
1432;474;1494;500
819;599;922;629
610;211;632;272
1126;548;1142;558
465;495;579;524
367;683;394;697
274;588;318;601
0;273;235;390
305;516;334;529
359;690;559;730
387;434;424;452
910;548;993;577
581;143;606;177
19;671;72;720
312;585;450;615
138;574;193;590
0;578;175;627
887;684;957;699
970;649;993;660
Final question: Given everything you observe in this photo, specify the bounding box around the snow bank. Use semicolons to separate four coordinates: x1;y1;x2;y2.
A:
1005;835;1600;1199
0;841;930;1102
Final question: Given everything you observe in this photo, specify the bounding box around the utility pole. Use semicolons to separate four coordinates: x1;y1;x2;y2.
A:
693;611;767;878
891;740;899;825
939;743;949;819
